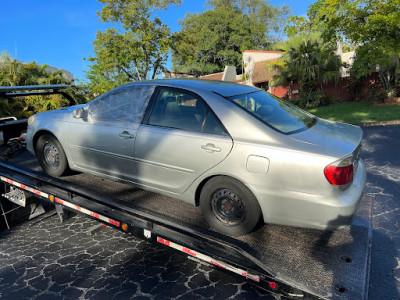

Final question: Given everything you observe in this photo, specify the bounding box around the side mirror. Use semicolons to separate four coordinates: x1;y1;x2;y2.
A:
73;107;85;119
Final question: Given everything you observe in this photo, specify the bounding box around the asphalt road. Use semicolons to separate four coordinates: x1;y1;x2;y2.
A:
0;124;399;299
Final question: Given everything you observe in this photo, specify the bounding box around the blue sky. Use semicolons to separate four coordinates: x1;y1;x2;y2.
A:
0;0;315;81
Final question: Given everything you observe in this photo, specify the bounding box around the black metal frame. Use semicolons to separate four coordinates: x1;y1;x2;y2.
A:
0;85;76;144
0;161;312;299
0;84;76;106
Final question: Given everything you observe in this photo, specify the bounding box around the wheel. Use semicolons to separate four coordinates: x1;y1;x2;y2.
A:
35;133;68;177
200;176;262;236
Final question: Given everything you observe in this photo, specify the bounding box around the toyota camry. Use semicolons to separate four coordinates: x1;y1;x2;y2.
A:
26;79;366;236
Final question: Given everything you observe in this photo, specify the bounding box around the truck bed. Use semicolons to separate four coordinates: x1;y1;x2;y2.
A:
6;151;372;299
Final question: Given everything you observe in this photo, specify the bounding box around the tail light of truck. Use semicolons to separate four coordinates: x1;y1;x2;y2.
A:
324;156;354;186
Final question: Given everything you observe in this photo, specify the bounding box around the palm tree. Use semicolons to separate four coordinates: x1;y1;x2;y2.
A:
0;52;25;86
268;37;343;93
0;51;74;117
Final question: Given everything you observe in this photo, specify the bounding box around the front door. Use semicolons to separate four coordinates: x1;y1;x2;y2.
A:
67;85;155;180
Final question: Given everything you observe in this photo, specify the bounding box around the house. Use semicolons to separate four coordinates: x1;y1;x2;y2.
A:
165;45;357;100
196;51;283;88
242;50;282;87
161;71;196;79
198;66;240;82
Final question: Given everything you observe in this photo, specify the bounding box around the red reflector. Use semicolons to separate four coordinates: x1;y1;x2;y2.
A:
211;260;227;269
157;237;170;246
109;219;120;227
269;282;277;289
183;247;197;257
324;164;354;185
90;212;100;219
55;198;64;204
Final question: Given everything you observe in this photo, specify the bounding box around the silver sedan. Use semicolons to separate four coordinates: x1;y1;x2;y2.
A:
26;79;366;236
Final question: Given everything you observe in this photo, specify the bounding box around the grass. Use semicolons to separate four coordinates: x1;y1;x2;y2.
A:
307;101;400;125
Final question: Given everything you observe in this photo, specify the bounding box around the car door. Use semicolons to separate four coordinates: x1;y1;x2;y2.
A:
134;87;233;194
67;85;155;180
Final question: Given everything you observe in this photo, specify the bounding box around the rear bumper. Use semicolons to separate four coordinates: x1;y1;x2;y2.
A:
253;159;367;230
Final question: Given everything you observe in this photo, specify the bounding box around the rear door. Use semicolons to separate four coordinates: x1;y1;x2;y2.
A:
134;87;233;194
67;85;155;180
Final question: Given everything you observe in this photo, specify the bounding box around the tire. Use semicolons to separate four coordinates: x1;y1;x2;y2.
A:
35;133;68;177
200;176;262;236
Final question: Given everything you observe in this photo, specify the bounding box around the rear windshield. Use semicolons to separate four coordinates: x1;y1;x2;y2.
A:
227;91;316;134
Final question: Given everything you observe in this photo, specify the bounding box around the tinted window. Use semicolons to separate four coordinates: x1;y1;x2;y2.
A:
203;111;227;135
227;91;316;134
148;89;207;132
88;85;155;124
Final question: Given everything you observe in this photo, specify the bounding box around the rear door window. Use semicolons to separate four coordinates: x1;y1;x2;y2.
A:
148;88;227;135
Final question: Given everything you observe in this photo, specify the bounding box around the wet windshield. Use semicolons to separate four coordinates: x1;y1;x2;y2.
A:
227;91;316;134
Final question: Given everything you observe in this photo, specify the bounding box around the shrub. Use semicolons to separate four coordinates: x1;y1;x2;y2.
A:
295;89;337;109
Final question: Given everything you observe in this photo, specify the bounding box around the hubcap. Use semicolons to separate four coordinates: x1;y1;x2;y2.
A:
43;143;59;168
211;188;244;226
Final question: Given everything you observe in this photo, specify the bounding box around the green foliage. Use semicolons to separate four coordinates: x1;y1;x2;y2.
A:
295;89;336;109
86;0;181;93
173;8;257;76
206;0;291;42
173;1;291;75
268;35;343;94
0;51;68;87
296;90;325;109
308;0;400;97
284;16;312;38
0;51;74;118
351;43;399;98
344;76;363;101
24;95;70;114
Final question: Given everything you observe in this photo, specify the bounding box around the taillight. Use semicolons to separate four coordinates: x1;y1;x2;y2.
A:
324;164;354;185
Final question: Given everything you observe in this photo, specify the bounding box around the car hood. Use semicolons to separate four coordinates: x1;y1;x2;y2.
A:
35;104;87;120
290;118;363;158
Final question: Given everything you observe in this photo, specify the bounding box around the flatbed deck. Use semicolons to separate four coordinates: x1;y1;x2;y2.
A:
2;151;372;299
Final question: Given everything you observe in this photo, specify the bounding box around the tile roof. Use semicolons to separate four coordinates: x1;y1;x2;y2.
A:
251;59;277;84
199;72;224;80
244;50;282;54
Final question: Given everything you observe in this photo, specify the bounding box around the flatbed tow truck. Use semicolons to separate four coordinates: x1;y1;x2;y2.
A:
0;85;373;299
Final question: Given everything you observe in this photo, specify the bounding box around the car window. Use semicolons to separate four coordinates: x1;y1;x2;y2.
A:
148;89;207;132
203;111;227;135
88;85;155;124
227;91;316;134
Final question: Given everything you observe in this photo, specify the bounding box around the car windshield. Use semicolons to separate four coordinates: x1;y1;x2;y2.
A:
227;91;316;134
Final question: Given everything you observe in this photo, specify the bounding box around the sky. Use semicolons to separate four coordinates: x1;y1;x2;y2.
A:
0;0;315;81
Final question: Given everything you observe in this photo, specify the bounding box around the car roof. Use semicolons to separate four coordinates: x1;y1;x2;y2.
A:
121;79;259;97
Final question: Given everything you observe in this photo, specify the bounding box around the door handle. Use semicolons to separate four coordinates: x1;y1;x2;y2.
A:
201;143;221;153
119;131;134;139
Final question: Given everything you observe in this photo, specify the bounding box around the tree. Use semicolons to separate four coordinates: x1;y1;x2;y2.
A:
172;8;258;75
86;0;181;93
173;1;290;75
284;16;313;38
308;0;400;97
0;51;74;117
206;0;291;42
268;34;343;94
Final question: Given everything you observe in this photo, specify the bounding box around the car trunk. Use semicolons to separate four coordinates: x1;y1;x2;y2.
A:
290;118;363;160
